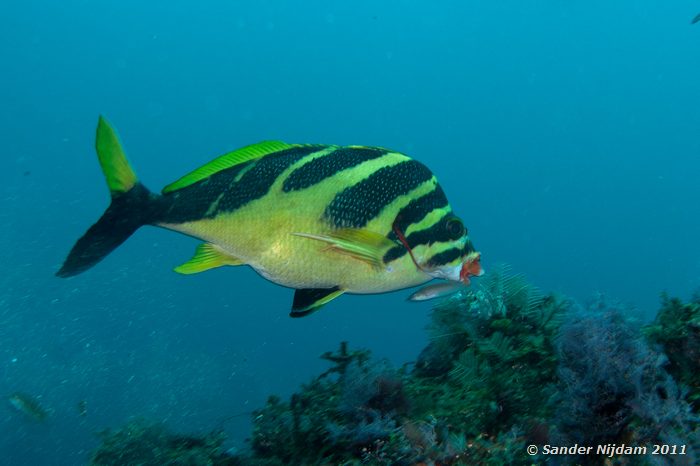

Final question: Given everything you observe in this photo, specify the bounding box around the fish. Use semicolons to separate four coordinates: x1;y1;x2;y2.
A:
408;280;467;302
77;399;87;417
57;117;482;316
7;392;49;421
693;13;700;24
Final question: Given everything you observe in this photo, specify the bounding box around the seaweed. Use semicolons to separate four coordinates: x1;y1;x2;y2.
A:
408;265;567;440
87;271;700;465
644;293;700;411
247;342;414;464
242;267;568;464
553;298;700;465
553;301;640;448
90;418;237;466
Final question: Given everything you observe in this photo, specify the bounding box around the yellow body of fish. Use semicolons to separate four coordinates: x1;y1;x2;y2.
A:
161;151;435;293
58;117;482;315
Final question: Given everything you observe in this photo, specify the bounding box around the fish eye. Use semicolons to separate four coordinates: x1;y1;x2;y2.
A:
445;217;466;239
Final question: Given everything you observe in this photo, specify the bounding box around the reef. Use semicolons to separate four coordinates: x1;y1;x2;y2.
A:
553;297;699;465
89;267;700;465
89;418;238;466
643;293;700;412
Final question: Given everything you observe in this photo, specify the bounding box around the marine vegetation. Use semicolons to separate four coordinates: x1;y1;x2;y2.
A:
57;117;482;315
408;265;567;440
89;418;237;466
553;298;700;465
643;293;700;411
243;266;570;465
88;268;700;465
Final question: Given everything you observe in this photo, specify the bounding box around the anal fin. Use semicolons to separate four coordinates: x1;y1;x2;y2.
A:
291;287;345;317
174;243;244;275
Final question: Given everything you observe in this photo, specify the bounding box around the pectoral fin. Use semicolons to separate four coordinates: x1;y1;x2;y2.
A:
293;229;396;269
290;287;345;317
174;243;244;275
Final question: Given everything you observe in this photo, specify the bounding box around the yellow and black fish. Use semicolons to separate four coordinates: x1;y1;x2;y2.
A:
57;117;482;316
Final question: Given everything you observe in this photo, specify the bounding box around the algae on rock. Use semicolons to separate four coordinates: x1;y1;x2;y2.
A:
408;265;567;440
644;293;700;411
90;418;235;466
86;272;700;465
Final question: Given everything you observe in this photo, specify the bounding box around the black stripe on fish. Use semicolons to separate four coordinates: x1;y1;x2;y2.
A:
391;184;449;235
383;245;408;263
426;246;463;268
156;146;324;223
383;212;458;263
407;214;464;245
382;188;448;263
216;146;325;214
155;164;253;223
282;147;387;192
324;160;434;228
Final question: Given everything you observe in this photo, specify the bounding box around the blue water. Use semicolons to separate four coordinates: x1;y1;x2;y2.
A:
2;1;699;464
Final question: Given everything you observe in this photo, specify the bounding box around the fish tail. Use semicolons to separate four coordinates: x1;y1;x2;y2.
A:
56;116;157;277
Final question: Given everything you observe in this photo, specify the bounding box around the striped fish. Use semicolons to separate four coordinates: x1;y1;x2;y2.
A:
57;117;482;316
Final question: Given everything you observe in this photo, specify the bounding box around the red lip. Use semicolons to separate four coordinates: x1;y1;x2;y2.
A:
460;252;482;284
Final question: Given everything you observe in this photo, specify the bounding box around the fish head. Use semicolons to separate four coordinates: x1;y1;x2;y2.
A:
418;215;483;284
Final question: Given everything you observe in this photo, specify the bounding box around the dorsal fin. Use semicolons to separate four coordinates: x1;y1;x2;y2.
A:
162;140;299;193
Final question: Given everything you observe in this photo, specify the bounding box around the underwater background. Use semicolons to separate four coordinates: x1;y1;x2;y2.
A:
1;1;699;464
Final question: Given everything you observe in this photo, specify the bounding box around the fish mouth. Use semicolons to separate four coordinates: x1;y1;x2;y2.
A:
459;252;483;284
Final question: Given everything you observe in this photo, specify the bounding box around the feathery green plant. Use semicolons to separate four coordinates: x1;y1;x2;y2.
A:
644;293;700;411
409;265;569;439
